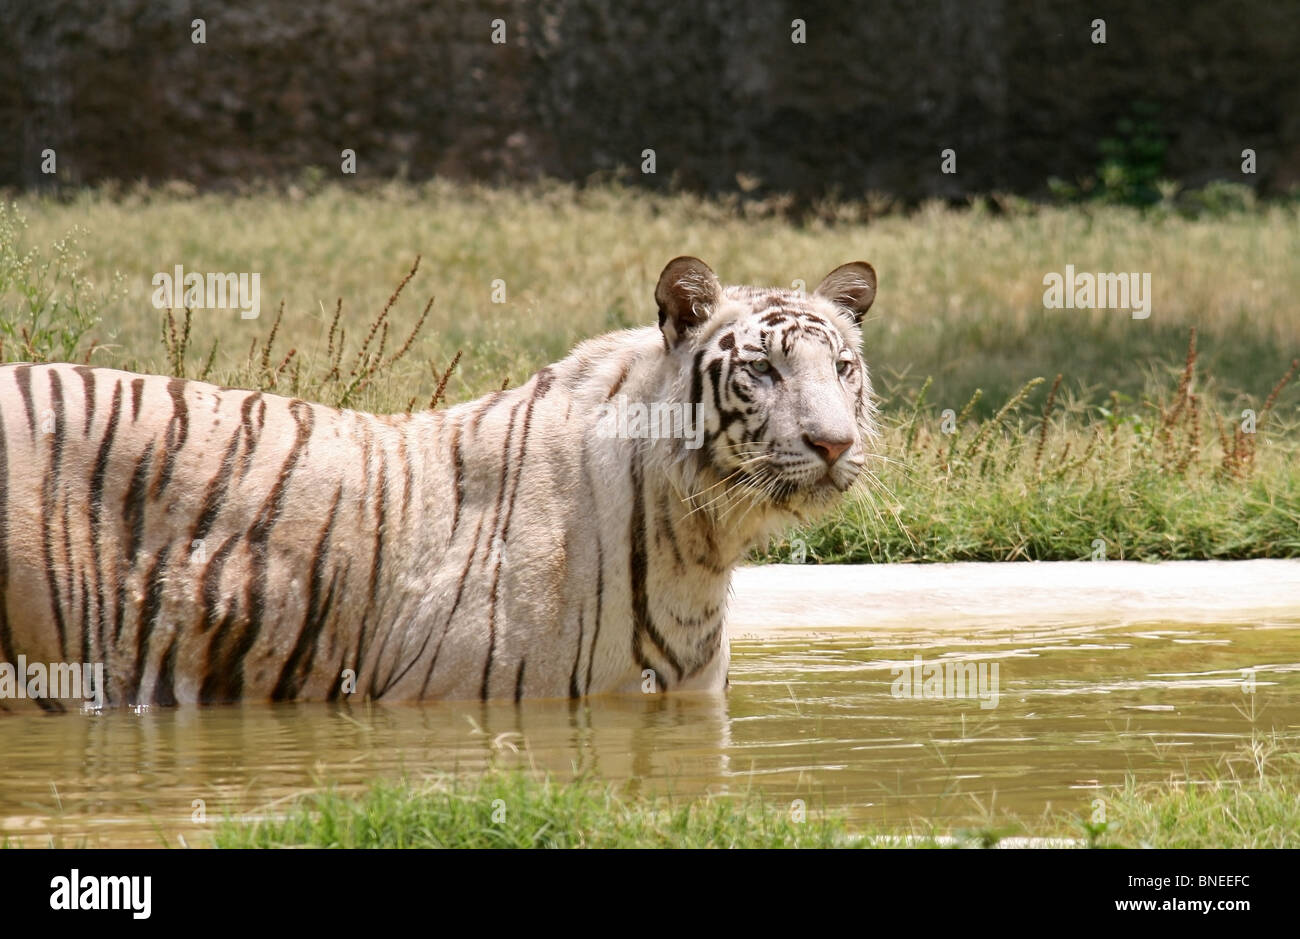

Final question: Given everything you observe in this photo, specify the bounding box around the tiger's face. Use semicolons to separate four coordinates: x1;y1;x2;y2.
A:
656;257;879;517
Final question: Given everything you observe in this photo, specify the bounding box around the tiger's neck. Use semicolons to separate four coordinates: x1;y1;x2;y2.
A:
612;442;739;691
585;384;788;692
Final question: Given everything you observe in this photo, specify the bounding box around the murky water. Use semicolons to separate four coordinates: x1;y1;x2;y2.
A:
3;617;1298;846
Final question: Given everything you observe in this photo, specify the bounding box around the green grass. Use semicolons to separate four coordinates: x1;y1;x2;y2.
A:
4;183;1299;563
211;772;859;849
1089;773;1300;849
210;743;1300;848
1085;738;1300;849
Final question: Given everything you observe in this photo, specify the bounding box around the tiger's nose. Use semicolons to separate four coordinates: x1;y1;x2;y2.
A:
804;434;852;465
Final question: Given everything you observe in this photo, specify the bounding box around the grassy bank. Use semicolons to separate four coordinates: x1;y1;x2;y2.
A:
211;772;853;849
3;183;1298;562
212;747;1300;849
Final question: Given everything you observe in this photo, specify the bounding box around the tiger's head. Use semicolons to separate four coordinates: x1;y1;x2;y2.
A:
654;256;879;522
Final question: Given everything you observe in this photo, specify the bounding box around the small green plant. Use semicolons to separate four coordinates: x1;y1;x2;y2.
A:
0;202;124;363
1179;180;1257;217
1048;101;1168;208
1079;818;1110;848
1095;103;1167;206
954;824;1018;849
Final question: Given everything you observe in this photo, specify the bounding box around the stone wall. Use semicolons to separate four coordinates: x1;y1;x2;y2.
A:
2;0;1296;197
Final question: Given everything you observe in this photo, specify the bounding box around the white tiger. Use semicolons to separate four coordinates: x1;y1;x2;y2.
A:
0;256;878;709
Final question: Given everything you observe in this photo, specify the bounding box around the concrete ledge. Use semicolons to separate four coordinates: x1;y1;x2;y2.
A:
730;560;1300;633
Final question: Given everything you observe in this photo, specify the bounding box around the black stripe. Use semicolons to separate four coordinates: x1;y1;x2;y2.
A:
197;611;239;705
688;350;706;407
514;657;526;703
230;400;314;698
467;391;503;435
190;423;245;546
584;546;604;695
568;610;584;699
60;464;76;660
110;576;127;697
326;654;348;703
397;427;414;521
206;400;315;702
129;543;172;705
607;361;630;400
628;452;655;676
657;487;685;571
359;419;374;491
367;436;402;692
390;419;462;696
237;392;264;480
629;456;683;684
79;570;91;665
448;419;463;537
130;377;145;422
122;446;153;582
73;365;97;436
197;535;239;635
708;360;728;424
685;620;725;678
49;369;74;619
14;364;36;435
40;369;69;657
88;381;124;663
155;630;180;708
482;374;547;702
89;379;124;512
55;374;77;647
273;485;344;701
194;534;240;704
479;400;524;700
151;378;190;497
580;452;605;696
370;443;389;639
532;366;555;398
413;378;536;700
418;516;485;697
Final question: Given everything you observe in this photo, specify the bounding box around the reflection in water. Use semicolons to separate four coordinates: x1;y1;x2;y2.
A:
2;618;1298;846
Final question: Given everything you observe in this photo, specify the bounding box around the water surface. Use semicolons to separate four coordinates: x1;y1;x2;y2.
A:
2;616;1297;846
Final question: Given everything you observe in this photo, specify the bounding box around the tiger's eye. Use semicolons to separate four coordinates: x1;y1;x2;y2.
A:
750;359;771;374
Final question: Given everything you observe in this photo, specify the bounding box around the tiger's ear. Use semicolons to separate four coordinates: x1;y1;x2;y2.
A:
814;262;877;324
656;256;721;347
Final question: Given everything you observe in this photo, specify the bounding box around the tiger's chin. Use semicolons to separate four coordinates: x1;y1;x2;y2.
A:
780;476;857;521
734;467;861;526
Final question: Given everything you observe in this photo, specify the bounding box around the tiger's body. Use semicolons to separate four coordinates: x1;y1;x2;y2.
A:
0;257;878;710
